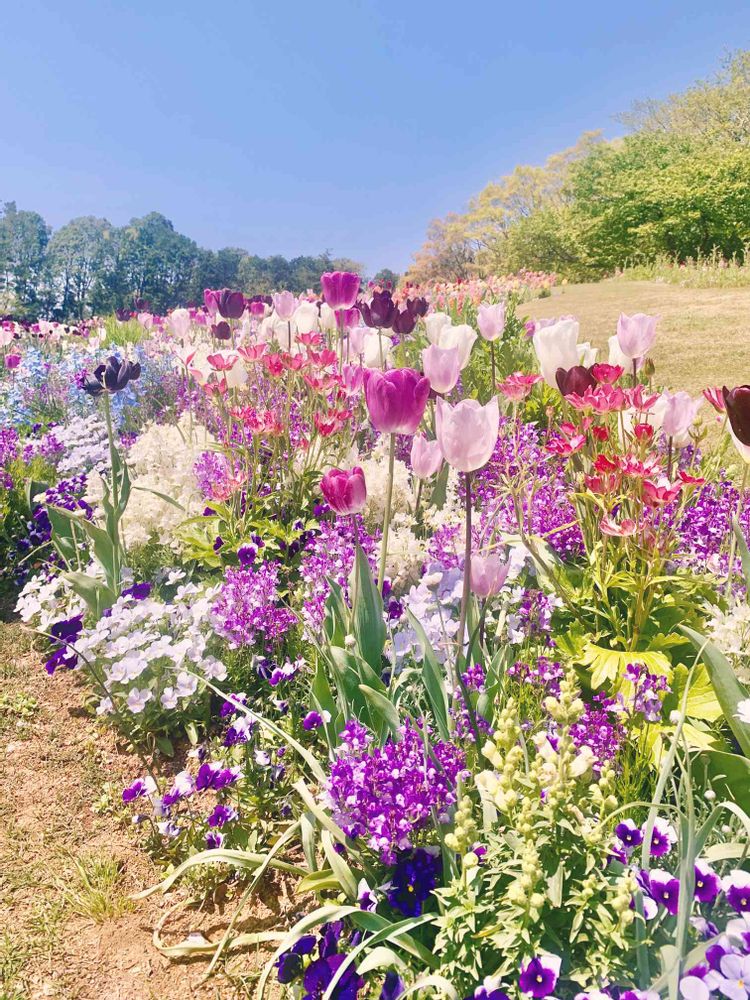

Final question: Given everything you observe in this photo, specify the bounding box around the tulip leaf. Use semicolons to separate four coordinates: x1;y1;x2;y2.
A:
359;684;401;738
406;609;449;741
352;543;386;672
680;625;750;757
733;517;750;602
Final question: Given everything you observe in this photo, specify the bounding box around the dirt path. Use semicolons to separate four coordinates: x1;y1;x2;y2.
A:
0;617;296;1000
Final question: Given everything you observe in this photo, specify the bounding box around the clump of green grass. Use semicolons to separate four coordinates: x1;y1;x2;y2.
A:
59;854;133;923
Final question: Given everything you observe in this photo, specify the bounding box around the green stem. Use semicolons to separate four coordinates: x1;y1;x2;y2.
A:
457;471;473;655
726;463;750;598
378;433;395;593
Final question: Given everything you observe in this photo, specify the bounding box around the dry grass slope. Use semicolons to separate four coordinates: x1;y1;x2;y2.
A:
524;279;750;396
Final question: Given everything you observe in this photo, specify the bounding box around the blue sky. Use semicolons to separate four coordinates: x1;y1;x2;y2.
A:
2;0;749;274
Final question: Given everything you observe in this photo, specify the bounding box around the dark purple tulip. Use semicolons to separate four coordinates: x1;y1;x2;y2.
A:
321;271;361;310
392;307;418;336
555;365;597;397
360;290;397;329
83;355;141;396
216;288;246;319
723;385;750;445
115;308;132;322
406;296;429;318
211;321;232;340
133;297;150;311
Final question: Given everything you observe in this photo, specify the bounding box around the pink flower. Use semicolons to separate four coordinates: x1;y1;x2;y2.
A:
272;290;298;320
4;354;21;370
662;390;701;441
410;435;443;479
703;386;725;413
616;313;658;360
320;467;367;515
546;434;585;457
591;363;624;385
498;371;542;401
364;368;430;436
476;302;505;342
435;396;499;473
567;384;628;413
421;344;460;394
600;515;637;537
642;478;683;507
321;271;361;310
470;552;510;597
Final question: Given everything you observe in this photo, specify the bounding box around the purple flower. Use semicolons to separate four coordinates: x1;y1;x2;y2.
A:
364;368;430;436
276;936;316;983
615;819;644;851
303;953;363;1000
380;971;405;1000
646;817;677;857
518;956;562;998
212;562;296;649
649;869;680;915
83;355;141;396
694;861;721;904
205;831;224;849
122;777;154;803
321;271;361;311
121;581;152;601
207;803;238;828
723;871;750;913
385;848;442;916
303;711;325;731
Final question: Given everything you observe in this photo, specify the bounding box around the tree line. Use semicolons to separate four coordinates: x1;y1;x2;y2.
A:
408;51;750;282
0;206;380;320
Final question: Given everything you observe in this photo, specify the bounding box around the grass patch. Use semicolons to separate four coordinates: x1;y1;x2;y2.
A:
59;853;133;924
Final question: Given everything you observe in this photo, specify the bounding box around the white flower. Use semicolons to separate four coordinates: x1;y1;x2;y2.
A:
96;697;113;716
127;688;153;714
736;698;750;725
202;657;227;681
175;671;199;699
160;687;178;709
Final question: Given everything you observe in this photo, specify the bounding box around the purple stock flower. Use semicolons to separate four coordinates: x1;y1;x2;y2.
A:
212;562;296;649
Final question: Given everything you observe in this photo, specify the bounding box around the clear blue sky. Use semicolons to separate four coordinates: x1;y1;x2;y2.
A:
2;0;749;274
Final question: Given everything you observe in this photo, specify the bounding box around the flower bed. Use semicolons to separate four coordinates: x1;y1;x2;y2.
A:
3;280;750;1000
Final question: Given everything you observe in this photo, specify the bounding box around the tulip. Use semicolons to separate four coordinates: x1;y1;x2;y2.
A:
470;552;510;598
723;386;750;446
168;308;192;340
421;344;460;395
362;331;393;369
703;386;725;413
616;313;657;361
360;290;396;329
432;323;477;370
294;301;320;336
424;312;451;343
435;396;499;473
608;334;642;372
364;368;430;436
532;318;580;387
272;290;298;320
662;391;701;443
410;435;443;479
392;307;418;336
4;354;21;370
206;288;246;320
319;303;338;334
349;326;368;355
477;302;505;342
83;355;141;396
320;467;367;515
591;363;624;385
555;365;597;397
578;341;598;367
211;321;232;341
321;271;360;310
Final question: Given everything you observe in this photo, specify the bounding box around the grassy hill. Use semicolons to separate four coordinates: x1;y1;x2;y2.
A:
523;279;750;396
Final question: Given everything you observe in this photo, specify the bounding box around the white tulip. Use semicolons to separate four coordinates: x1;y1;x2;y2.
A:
532;318;580;386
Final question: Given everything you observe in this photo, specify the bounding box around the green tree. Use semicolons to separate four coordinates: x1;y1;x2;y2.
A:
47;216;110;318
0;202;50;317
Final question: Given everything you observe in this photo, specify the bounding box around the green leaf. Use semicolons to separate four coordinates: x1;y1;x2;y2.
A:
352;543;386;671
407;609;449;741
577;642;671;689
680;626;750;757
697;750;750;814
359;684;401;738
733;518;750;602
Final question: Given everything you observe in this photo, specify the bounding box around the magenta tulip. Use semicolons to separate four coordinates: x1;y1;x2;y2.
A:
477;302;506;342
616;313;657;360
320;467;367;515
470;552;510;598
4;354;21;370
410;434;443;479
321;271;361;311
435;396;499;473
364;368;430;436
421;344;460;395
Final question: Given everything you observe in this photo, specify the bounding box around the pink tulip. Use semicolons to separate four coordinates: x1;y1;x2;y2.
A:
341;364;365;394
349;326;368;355
600;515;637;537
477;302;506;342
321;271;361;311
616;313;658;360
364;368;430;436
498;371;542;401
272;290;298;320
435;396;499;472
421;344;460;395
470;552;510;597
4;354;21;370
410;435;443;479
703;386;725;413
320;467;367;515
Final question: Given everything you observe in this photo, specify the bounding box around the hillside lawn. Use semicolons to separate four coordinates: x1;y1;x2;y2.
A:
523;279;750;397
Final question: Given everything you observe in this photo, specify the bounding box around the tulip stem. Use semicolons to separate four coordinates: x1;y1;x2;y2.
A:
726;463;749;599
457;471;473;658
378;433;395;595
490;341;496;391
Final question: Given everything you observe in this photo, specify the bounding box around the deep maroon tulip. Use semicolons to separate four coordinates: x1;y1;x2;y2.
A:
360;290;397;329
83;355;141;396
321;271;361;310
392;307;417;336
211;321;232;340
556;365;597;397
364;368;430;435
406;296;429;318
723;385;750;445
215;288;246;320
